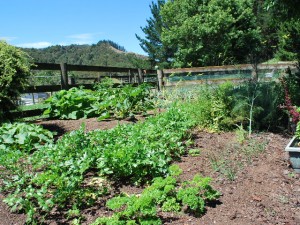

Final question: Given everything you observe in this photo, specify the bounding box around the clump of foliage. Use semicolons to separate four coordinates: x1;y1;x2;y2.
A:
178;81;285;133
44;80;154;120
160;0;262;67
231;81;285;132
92;165;220;225
44;87;98;119
182;82;238;131
0;122;53;152
1;107;194;223
0;41;32;122
94;81;154;120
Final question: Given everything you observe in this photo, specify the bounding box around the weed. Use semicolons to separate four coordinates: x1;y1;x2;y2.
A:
235;124;248;144
188;148;201;156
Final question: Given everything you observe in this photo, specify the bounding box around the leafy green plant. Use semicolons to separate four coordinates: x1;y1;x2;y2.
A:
0;41;32;122
177;175;220;215
0;122;53;152
1;106;194;223
92;165;220;225
181;82;239;132
44;80;154;120
235;124;248;144
188;149;201;157
44;87;98;119
232;81;285;132
93;82;154;120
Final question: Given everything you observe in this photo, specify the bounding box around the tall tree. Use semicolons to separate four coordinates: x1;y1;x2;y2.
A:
136;0;174;68
265;0;300;61
160;0;263;68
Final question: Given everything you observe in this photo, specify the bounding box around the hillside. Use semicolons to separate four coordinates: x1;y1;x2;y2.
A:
22;40;151;69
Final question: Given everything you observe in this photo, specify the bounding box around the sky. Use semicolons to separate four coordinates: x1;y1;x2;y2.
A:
0;0;154;55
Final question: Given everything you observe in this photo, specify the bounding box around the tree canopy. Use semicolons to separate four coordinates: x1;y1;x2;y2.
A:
160;0;262;67
138;0;300;68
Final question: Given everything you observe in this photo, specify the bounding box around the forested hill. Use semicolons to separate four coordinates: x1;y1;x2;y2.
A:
22;40;151;68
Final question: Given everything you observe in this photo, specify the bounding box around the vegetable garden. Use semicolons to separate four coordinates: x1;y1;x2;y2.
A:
1;42;300;224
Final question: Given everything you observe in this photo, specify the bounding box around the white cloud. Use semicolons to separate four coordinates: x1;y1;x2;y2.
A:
16;42;52;48
66;32;102;45
0;36;17;42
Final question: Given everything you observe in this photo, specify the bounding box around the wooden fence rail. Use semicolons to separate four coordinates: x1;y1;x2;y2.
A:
25;61;297;93
16;62;296;118
26;62;157;93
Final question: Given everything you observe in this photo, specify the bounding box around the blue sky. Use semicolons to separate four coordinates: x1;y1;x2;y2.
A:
0;0;154;55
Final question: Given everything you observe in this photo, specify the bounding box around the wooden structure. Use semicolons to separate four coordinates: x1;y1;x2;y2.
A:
15;62;297;118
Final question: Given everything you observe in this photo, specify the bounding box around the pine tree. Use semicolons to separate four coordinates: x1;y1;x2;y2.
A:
136;0;174;68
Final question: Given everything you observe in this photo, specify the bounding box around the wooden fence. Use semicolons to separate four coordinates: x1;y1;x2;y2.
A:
24;61;297;93
15;62;297;118
26;62;158;93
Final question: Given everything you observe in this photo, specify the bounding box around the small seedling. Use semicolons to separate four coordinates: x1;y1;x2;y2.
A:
188;148;201;156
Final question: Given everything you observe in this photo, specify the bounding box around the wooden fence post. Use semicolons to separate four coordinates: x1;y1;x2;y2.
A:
128;70;135;84
157;70;164;91
128;70;131;83
137;68;144;84
60;63;68;89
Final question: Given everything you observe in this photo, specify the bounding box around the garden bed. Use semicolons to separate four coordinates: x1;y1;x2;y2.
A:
0;118;299;224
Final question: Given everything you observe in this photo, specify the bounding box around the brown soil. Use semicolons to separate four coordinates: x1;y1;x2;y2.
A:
1;117;299;225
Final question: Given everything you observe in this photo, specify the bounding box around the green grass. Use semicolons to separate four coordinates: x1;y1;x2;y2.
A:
17;103;49;111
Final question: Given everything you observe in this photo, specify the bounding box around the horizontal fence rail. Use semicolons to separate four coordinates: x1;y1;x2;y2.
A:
162;62;297;74
26;62;157;93
15;61;297;118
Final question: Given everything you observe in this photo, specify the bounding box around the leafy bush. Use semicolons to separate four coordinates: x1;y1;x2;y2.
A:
231;81;286;131
92;165;220;225
0;41;32;122
44;87;98;119
94;82;154;120
44;81;154;120
182;82;238;131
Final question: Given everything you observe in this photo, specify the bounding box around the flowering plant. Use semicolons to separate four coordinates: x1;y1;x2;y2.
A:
280;78;300;135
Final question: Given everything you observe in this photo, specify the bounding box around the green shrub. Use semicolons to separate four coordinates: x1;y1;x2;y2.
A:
180;80;285;132
0;41;32;122
232;81;285;131
182;82;238;131
94;82;154;120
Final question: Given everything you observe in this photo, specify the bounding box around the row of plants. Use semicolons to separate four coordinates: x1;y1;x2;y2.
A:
0;106;215;224
92;165;220;225
175;80;286;134
43;79;154;120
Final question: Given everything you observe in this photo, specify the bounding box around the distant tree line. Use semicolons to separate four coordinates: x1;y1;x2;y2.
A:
22;40;151;69
137;0;300;68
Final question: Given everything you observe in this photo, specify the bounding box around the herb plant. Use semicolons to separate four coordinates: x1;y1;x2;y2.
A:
92;165;220;225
